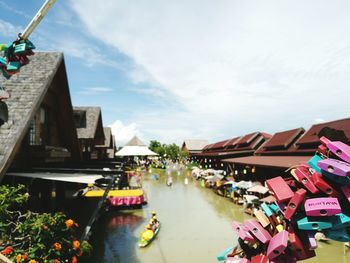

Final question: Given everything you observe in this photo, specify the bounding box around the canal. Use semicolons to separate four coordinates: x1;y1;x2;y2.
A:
87;168;350;263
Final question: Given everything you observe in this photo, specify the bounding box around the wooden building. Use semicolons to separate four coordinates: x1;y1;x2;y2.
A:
181;139;209;161
0;52;81;182
73;106;105;161
95;127;116;160
193;132;271;170
222;118;350;182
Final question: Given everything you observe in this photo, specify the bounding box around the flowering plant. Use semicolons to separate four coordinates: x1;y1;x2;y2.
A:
0;185;92;262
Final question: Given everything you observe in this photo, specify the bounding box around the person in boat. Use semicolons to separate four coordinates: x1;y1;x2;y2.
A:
149;211;159;229
149;216;159;231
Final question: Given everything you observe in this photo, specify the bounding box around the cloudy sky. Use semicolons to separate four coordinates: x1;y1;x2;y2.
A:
1;0;349;145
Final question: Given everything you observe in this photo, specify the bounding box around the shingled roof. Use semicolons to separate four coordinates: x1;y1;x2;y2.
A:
95;127;112;148
73;106;104;141
0;52;79;181
195;132;270;157
255;128;305;155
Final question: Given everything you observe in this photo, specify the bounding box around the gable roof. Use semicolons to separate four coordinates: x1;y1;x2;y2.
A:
73;106;104;140
196;132;271;157
296;118;350;146
183;139;209;151
0;52;79;181
125;136;146;146
256;128;305;155
235;132;260;147
262;128;304;149
223;136;241;149
95;127;112;148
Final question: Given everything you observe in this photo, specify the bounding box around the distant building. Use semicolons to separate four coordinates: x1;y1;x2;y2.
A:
181;139;209;155
73;106;105;161
222;118;350;182
115;136;157;157
95;127;116;159
0;52;81;182
195;132;271;170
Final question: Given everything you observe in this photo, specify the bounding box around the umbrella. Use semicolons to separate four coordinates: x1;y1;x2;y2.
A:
247;185;269;194
236;181;262;189
200;169;216;176
205;175;222;182
243;194;259;203
235;181;253;189
192;167;201;173
260;195;276;204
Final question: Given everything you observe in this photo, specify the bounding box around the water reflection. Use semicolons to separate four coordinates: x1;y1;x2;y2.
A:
88;211;143;263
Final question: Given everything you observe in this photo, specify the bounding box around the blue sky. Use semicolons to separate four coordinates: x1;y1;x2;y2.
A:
1;0;350;146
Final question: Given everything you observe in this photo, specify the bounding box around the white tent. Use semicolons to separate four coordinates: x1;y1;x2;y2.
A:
115;136;158;156
7;172;103;184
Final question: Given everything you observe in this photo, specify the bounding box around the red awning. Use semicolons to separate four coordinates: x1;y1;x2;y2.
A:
222;156;311;169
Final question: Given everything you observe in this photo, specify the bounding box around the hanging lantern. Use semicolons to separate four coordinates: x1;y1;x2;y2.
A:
252;166;256;173
234;170;238;175
243;169;247;174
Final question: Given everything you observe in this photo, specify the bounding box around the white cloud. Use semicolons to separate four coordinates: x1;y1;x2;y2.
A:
109;120;144;146
0;19;23;38
314;118;326;124
47;36;122;69
77;87;113;95
70;0;350;143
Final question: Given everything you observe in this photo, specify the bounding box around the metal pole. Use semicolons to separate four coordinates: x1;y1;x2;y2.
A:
21;0;56;39
79;167;124;243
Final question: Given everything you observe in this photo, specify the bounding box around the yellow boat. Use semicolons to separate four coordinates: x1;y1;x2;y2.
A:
84;188;146;207
84;188;144;198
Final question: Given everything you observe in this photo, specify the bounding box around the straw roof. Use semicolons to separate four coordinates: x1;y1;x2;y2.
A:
125;136;146;146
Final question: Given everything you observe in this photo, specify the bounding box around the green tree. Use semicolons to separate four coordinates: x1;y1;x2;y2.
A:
179;149;189;160
164;143;180;160
149;140;161;151
149;140;166;156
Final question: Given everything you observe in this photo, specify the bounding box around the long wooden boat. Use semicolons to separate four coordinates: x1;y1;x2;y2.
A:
84;188;146;207
138;222;161;248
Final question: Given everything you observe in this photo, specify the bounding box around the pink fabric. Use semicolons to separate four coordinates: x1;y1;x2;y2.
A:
108;196;145;206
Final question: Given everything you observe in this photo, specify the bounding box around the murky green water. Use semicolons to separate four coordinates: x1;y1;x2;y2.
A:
88;168;350;263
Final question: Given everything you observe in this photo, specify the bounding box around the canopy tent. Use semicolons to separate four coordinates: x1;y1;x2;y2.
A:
204;174;224;182
235;181;261;189
115;136;158;157
243;194;259;203
260;195;276;204
247;185;269;194
7;172;103;184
